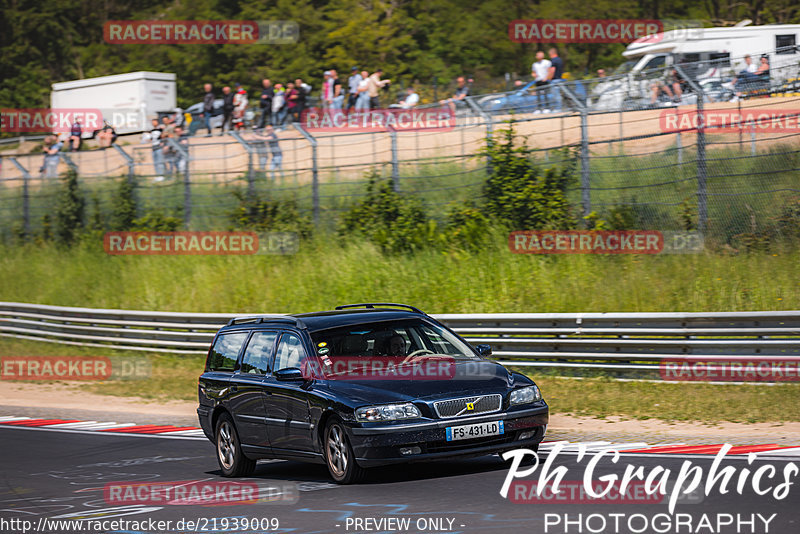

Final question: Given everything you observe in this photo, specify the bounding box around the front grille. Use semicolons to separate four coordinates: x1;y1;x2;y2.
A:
433;394;502;418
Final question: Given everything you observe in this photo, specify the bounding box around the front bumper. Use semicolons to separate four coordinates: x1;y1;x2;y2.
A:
348;403;548;467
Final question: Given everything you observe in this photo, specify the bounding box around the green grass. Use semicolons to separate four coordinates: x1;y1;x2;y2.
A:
0;238;798;313
2;338;798;423
535;376;800;424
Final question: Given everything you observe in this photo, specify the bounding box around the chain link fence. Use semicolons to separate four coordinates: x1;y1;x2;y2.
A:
1;51;799;242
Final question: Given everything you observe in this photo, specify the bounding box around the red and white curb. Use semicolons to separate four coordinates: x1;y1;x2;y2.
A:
538;440;800;458
0;416;206;438
2;416;799;458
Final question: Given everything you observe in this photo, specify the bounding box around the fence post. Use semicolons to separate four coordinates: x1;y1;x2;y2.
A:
559;84;590;221
466;97;493;174
750;129;756;156
676;130;683;164
293;123;319;227
166;138;192;227
676;65;707;233
9;157;31;238
387;126;399;191
230;131;255;199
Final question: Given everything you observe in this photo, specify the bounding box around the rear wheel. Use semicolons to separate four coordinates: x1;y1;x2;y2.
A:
324;418;366;484
215;413;256;477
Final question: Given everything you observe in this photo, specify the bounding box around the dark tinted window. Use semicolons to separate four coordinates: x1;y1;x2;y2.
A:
241;331;278;374
206;332;248;371
776;35;796;55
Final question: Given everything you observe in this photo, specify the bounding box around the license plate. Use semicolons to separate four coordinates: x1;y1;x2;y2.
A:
445;420;504;441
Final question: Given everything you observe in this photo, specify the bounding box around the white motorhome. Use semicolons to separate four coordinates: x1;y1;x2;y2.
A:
51;71;177;136
592;21;800;110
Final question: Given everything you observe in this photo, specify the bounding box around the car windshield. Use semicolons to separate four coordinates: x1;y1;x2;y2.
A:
613;60;637;76
310;319;479;361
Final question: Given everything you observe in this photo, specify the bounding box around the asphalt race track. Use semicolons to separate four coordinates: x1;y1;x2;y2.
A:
1;424;798;534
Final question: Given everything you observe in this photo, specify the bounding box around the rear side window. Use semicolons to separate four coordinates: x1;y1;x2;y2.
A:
776;34;796;55
207;332;249;371
241;331;278;374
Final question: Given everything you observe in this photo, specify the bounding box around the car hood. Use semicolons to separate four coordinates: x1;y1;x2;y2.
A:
322;359;517;405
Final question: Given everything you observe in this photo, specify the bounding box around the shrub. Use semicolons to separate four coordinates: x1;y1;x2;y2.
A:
55;169;85;245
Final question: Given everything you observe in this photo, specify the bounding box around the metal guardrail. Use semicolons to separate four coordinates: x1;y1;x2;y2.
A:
2;302;800;375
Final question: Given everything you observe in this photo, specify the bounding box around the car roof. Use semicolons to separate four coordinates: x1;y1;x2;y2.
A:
221;306;429;334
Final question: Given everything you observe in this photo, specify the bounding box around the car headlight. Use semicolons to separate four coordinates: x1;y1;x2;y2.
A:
355;403;421;422
510;385;541;406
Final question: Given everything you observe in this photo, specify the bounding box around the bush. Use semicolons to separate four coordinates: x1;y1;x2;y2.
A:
111;177;138;231
130;212;183;231
481;125;577;230
228;190;312;238
55;169;85;245
340;173;436;253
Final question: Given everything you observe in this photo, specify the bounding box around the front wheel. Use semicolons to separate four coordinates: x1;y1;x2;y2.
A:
324;419;366;484
215;413;256;477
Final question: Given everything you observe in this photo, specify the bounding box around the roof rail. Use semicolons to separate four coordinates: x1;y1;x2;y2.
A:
226;315;306;328
334;303;425;315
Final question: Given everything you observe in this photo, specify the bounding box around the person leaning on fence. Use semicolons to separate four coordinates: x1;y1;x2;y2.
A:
252;125;283;180
547;48;564;113
146;118;165;181
439;76;470;115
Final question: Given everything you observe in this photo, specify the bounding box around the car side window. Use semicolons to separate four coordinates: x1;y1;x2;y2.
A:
206;332;249;372
241;331;278;375
273;332;307;371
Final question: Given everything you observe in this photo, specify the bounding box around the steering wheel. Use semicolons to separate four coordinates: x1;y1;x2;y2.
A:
402;349;434;364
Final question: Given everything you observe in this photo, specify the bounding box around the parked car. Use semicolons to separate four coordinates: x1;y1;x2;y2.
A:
197;303;548;483
479;79;587;115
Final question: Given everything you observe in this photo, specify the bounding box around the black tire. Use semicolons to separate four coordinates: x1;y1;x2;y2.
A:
215;412;256;477
324;418;366;484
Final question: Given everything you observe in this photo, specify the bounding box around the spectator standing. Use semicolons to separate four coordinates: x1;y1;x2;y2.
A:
355;71;371;111
68;119;82;151
347;67;362;112
322;71;333;108
330;70;343;109
233;86;248;130
148;118;165;181
272;83;287;126
42;135;63;178
161;116;177;176
203;83;215;136
440;76;470;114
367;69;390;109
285;82;298;122
173;126;189;173
264;125;282;180
220;86;234;135
291;78;308;122
258;79;273;128
547;48;565;113
531;51;551;113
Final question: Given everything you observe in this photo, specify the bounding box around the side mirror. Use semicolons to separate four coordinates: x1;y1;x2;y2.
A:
275;367;304;381
475;344;492;357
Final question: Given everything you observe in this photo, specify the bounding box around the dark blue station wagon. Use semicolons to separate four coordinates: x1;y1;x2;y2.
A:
197;303;548;483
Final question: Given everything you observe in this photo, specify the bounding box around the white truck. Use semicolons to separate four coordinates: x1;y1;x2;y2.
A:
591;21;800;110
51;71;177;136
